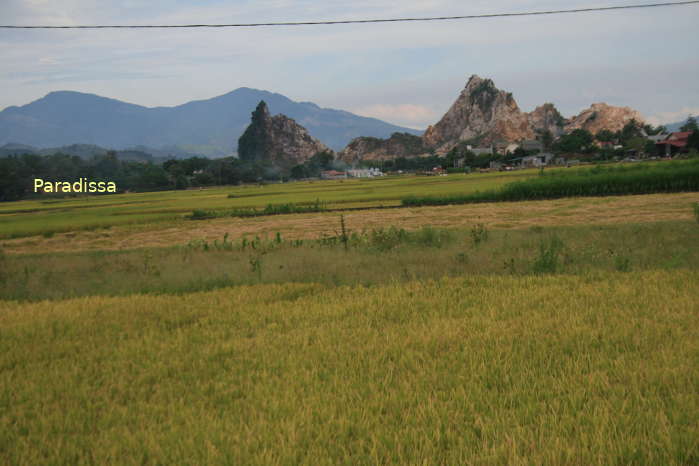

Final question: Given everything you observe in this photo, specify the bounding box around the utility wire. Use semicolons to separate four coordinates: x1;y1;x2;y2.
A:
1;1;698;29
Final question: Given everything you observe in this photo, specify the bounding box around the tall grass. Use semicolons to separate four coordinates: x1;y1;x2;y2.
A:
403;160;699;206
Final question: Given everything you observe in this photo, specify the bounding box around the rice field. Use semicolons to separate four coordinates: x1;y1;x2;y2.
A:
0;169;536;239
403;159;699;206
1;169;698;465
1;271;697;464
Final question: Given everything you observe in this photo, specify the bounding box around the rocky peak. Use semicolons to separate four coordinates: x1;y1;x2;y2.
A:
565;103;645;135
423;75;533;153
527;103;566;137
237;101;330;169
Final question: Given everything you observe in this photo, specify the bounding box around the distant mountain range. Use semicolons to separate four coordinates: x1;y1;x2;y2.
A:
665;119;696;132
0;142;180;162
0;88;421;156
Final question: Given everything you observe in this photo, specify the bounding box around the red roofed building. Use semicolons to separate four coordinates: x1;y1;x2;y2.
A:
656;131;692;156
320;170;348;180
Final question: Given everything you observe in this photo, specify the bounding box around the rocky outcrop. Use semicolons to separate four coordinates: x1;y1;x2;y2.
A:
565;103;644;135
338;75;647;163
422;75;534;153
338;132;429;164
527;103;566;137
238;101;330;169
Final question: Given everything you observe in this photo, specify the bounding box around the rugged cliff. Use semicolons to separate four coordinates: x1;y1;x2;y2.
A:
527;103;566;137
422;75;534;153
564;103;645;135
238;101;330;169
338;132;429;164
338;75;646;163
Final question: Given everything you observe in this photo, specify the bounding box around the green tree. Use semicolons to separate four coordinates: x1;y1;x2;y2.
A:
596;129;615;143
643;124;666;136
680;116;698;133
238;101;272;162
290;164;307;180
540;129;554;151
618;120;643;147
687;131;699;152
174;174;189;190
554;129;593;154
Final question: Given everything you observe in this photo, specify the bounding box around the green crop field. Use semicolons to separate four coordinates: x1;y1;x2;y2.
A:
0;170;536;239
1;170;698;464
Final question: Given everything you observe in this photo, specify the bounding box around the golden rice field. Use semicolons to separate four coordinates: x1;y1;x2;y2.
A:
1;171;698;464
1;271;697;464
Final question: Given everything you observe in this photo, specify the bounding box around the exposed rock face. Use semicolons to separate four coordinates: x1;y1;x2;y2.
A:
337;75;647;163
338;132;429;164
565;103;644;135
238;101;330;169
422;75;534;153
527;103;566;137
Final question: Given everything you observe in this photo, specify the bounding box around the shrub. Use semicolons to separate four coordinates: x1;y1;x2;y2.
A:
189;209;215;220
414;226;450;248
532;236;564;274
370;227;409;251
615;255;632;272
470;223;489;246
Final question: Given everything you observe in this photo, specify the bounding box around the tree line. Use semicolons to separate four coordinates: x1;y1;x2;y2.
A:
0;151;285;201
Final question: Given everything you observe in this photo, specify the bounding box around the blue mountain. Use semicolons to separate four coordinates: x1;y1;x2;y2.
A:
0;88;422;156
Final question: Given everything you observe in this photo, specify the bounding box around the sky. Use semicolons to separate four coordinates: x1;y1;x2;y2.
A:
1;0;698;129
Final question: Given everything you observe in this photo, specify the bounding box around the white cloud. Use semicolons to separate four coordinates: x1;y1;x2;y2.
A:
646;108;699;126
0;0;698;124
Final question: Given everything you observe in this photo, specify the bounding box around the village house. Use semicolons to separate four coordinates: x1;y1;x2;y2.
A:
347;167;384;178
520;140;544;153
320;170;348;180
655;131;692;157
520;152;555;168
470;146;494;156
504;143;520;154
647;133;668;144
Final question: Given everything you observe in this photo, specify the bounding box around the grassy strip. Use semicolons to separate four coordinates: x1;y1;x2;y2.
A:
2;221;697;302
188;200;327;220
403;159;699;206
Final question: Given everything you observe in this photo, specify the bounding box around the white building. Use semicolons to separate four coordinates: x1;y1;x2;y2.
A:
347;168;384;178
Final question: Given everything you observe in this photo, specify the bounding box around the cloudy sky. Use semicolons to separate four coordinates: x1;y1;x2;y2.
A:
1;0;698;129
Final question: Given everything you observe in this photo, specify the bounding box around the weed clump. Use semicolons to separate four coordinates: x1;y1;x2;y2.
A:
470;223;489;246
414;226;451;248
615;255;632;272
189;209;215;220
532;236;564;274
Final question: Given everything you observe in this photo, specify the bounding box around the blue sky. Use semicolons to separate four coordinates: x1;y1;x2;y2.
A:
1;0;698;129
